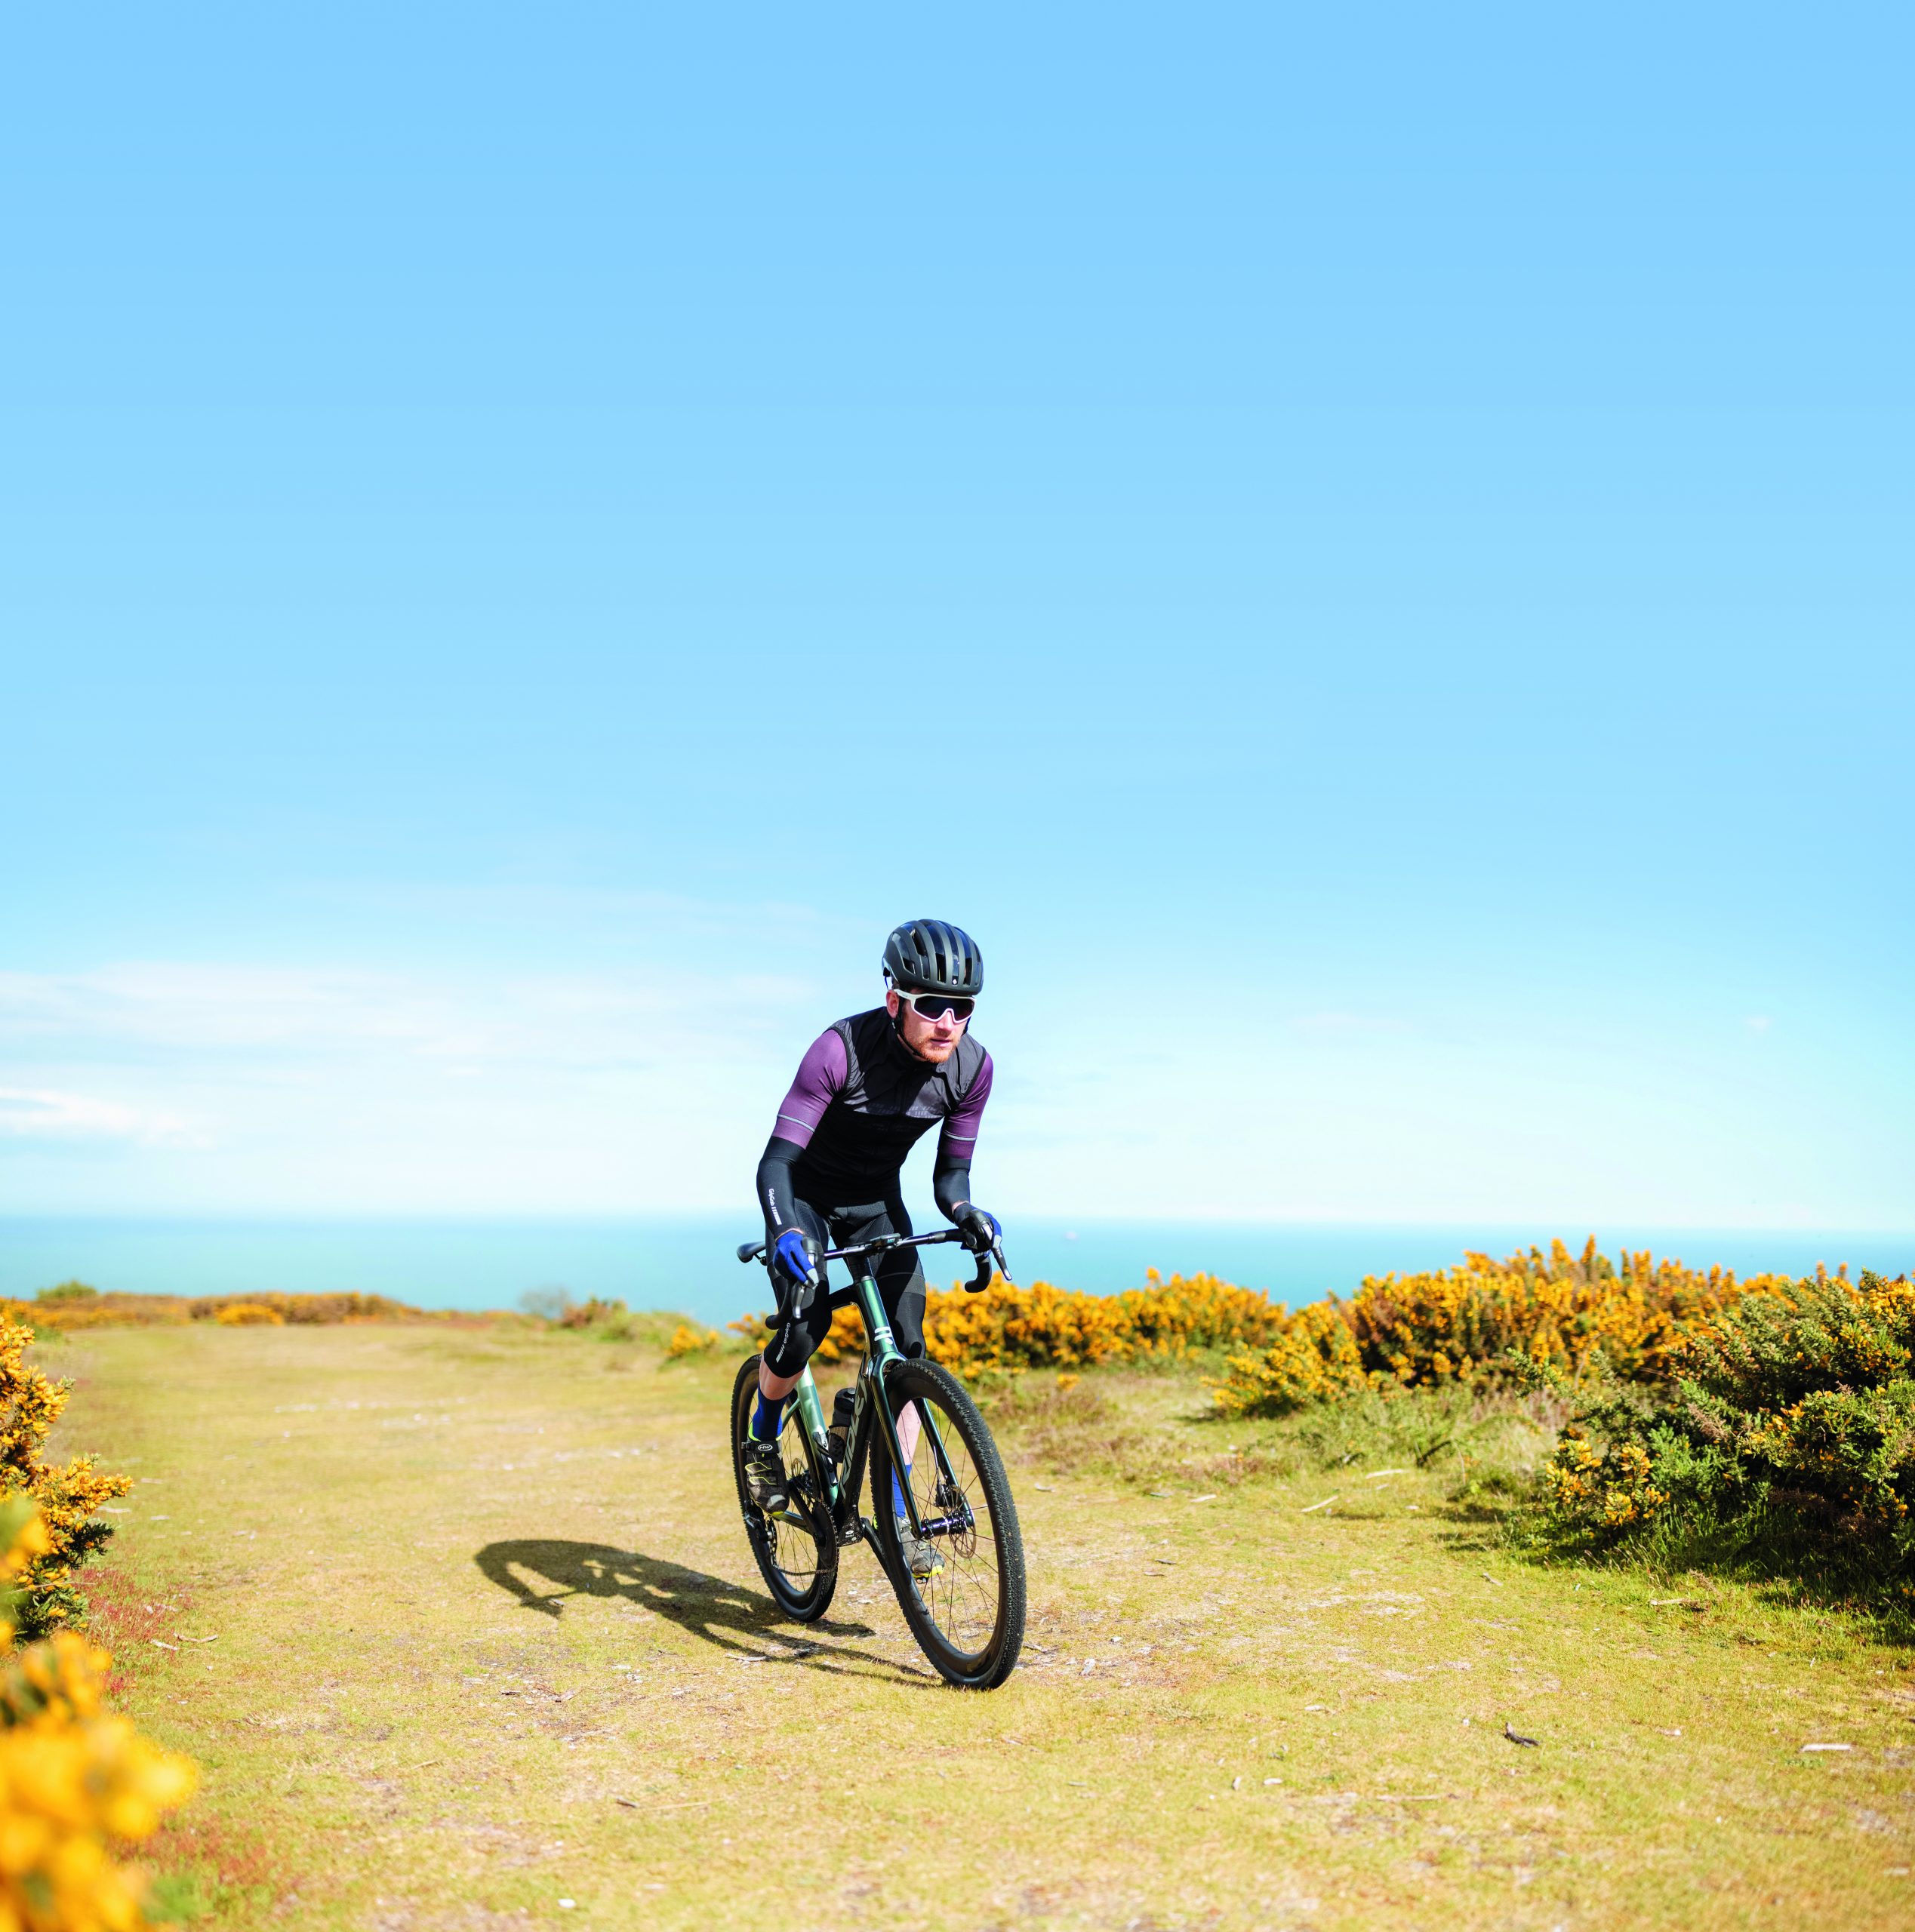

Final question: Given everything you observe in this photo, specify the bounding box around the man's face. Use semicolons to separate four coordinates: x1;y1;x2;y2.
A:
886;987;968;1063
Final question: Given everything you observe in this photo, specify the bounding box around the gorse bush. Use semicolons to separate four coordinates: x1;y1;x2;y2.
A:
0;1314;130;1640
212;1303;283;1327
1207;1300;1372;1414
1537;1270;1915;1617
805;1271;1286;1380
0;1494;196;1930
666;1321;722;1358
555;1297;627;1331
731;1239;1849;1423
11;1289;447;1331
1214;1239;1796;1417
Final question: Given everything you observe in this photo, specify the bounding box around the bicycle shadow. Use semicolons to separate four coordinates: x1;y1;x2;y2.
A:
471;1540;930;1682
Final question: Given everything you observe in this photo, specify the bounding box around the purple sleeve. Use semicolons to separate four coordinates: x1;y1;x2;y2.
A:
937;1051;993;1164
770;1027;848;1150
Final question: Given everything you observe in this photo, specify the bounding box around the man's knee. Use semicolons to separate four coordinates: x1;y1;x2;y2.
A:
763;1325;814;1379
764;1296;830;1379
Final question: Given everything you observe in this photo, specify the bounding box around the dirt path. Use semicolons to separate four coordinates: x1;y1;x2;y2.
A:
57;1324;1915;1930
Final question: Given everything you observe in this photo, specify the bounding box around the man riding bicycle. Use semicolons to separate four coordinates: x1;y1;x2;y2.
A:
744;918;1001;1579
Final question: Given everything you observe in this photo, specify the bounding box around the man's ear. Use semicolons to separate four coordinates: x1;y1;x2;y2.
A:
884;987;901;1017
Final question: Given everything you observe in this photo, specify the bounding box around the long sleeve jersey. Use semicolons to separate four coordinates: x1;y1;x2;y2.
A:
755;1007;993;1235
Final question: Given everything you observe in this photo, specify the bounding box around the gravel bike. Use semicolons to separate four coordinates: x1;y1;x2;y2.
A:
729;1226;1026;1690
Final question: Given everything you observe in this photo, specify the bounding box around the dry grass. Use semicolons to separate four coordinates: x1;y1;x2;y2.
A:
47;1327;1915;1929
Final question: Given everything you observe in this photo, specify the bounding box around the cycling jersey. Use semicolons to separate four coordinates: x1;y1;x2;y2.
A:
753;1008;993;1377
758;1008;992;1224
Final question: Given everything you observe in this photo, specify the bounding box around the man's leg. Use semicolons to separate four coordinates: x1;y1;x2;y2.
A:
854;1198;934;1557
758;1360;801;1404
742;1203;830;1509
762;1203;832;1395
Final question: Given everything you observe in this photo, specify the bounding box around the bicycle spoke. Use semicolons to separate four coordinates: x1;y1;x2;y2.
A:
767;1409;827;1589
894;1389;1008;1658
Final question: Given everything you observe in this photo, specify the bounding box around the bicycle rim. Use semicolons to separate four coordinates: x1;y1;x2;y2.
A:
873;1360;1025;1689
731;1357;838;1621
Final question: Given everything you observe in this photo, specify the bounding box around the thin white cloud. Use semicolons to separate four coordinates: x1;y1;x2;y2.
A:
0;956;830;1209
0;962;812;1066
0;1087;194;1144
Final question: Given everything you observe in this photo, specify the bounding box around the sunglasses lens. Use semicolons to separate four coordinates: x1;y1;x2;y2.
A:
912;995;974;1021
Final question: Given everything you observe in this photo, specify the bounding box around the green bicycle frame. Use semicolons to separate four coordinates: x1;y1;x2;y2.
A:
783;1266;959;1542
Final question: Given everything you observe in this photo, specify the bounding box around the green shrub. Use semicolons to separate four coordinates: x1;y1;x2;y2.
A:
1535;1271;1915;1623
33;1281;98;1306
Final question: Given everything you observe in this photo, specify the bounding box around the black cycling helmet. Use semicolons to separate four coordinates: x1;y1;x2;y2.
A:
882;919;984;997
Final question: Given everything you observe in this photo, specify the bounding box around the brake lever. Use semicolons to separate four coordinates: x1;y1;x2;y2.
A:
789;1259;823;1317
965;1240;1013;1294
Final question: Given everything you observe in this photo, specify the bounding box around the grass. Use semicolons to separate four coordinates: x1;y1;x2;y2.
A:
47;1324;1915;1929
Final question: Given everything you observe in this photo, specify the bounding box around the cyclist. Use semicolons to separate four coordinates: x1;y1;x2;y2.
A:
744;918;1001;1579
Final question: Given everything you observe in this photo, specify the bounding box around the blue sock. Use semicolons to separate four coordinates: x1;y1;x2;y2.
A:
891;1469;908;1518
751;1392;785;1441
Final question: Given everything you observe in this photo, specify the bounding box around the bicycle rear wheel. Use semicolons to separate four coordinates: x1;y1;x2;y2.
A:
871;1359;1025;1689
731;1356;838;1622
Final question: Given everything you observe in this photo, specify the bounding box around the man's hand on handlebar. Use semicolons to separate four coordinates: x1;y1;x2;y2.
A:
771;1229;823;1315
956;1209;1008;1294
955;1205;1002;1256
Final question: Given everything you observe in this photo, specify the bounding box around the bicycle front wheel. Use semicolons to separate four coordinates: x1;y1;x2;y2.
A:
871;1359;1025;1689
731;1355;839;1623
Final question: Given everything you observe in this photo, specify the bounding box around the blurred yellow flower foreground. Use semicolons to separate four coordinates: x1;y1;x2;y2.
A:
0;1499;195;1931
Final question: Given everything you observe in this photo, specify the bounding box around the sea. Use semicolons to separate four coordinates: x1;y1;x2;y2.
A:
2;1217;1910;1331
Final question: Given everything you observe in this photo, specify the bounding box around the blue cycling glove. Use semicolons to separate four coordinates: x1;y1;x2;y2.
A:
772;1229;820;1312
956;1206;1001;1256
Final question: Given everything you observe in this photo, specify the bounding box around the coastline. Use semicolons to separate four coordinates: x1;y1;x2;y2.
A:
3;1215;1908;1331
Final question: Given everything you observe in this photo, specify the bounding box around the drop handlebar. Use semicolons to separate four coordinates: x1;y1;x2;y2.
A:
735;1225;1011;1327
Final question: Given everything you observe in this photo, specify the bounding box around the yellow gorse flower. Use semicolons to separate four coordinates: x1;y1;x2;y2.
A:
0;1313;134;1639
1215;1238;1798;1418
0;1501;196;1931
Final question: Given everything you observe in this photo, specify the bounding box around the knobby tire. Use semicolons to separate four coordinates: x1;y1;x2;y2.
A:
731;1355;839;1623
872;1358;1026;1690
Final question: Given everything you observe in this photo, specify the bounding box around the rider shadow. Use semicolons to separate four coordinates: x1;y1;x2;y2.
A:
472;1540;928;1682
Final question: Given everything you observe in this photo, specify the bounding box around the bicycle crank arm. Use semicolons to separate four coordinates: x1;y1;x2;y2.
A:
753;1503;819;1531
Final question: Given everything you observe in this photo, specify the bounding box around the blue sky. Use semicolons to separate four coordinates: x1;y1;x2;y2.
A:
5;8;1911;1228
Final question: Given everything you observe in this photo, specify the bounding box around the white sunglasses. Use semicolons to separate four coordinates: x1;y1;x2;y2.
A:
892;987;976;1021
